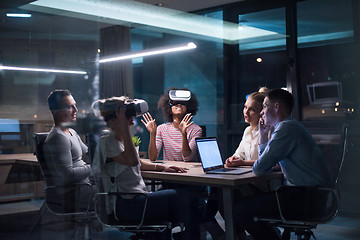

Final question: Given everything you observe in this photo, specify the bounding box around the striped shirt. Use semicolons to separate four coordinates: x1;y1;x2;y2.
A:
156;122;202;162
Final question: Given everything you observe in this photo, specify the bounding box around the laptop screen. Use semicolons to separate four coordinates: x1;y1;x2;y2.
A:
196;137;224;169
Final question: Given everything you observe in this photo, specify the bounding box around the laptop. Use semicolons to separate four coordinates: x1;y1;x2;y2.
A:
195;137;252;175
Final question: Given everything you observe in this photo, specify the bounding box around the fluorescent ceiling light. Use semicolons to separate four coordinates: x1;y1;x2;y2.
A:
22;0;285;44
6;13;32;18
99;42;196;63
0;65;87;74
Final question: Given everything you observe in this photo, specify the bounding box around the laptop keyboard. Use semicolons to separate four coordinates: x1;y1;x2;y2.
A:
211;168;234;173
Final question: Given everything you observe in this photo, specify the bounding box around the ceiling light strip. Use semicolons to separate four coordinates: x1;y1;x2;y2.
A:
0;65;87;74
99;42;196;63
6;13;32;18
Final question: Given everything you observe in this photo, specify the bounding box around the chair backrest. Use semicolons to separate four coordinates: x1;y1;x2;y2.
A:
33;132;94;214
32;132;50;183
274;123;350;225
334;123;350;187
200;125;206;137
94;177;111;225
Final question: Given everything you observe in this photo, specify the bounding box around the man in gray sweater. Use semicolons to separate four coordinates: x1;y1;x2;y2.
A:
43;89;95;211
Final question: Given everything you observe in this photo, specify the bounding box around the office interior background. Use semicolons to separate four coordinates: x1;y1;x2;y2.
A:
1;0;360;238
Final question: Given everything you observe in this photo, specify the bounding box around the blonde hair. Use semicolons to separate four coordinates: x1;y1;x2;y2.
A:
258;86;268;93
248;87;268;108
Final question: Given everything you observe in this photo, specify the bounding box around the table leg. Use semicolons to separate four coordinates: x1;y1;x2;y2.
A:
223;187;235;240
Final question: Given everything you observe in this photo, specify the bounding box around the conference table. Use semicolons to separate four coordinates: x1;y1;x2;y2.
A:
141;160;283;240
0;153;45;203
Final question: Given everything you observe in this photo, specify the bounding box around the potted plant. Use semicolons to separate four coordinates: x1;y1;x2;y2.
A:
132;136;141;155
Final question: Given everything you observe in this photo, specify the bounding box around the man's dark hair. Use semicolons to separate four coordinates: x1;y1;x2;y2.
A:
158;87;199;122
47;89;71;112
266;89;294;115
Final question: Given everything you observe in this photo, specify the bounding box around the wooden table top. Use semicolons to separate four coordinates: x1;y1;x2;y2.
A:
141;160;283;188
0;155;283;188
0;153;38;165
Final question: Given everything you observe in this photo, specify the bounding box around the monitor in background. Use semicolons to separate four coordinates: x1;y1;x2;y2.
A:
0;119;20;133
0;119;21;153
307;81;342;106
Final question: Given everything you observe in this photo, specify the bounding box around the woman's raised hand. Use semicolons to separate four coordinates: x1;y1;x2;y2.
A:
141;112;157;134
178;113;193;135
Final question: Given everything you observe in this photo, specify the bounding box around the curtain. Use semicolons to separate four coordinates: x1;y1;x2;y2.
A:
99;25;133;98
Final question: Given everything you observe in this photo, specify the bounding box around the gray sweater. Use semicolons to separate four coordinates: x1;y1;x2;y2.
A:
43;126;91;188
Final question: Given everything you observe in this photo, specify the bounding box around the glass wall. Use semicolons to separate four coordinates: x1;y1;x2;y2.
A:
130;10;225;155
0;2;228;238
225;7;287;157
297;0;360;213
0;9;100;154
297;0;358;121
1;0;360;238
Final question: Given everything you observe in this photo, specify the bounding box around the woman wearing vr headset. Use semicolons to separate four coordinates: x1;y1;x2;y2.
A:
141;88;202;162
91;96;200;239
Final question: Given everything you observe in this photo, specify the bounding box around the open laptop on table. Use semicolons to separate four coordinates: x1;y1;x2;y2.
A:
195;137;252;175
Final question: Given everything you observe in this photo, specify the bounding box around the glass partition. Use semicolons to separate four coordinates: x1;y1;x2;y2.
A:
0;9;100;154
297;0;358;121
1;0;360;238
225;7;287;157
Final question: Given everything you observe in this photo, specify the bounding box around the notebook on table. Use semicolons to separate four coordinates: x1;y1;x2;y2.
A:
195;137;252;175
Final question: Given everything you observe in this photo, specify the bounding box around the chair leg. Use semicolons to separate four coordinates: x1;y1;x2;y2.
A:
71;222;92;240
84;223;91;240
295;230;315;240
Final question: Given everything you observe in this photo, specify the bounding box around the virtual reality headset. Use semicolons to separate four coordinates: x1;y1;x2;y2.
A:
98;98;149;121
125;99;149;118
169;90;191;105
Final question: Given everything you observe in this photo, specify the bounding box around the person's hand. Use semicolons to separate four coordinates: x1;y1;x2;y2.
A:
141;112;157;134
163;166;187;173
178;113;193;135
225;156;244;167
115;105;129;132
259;117;272;144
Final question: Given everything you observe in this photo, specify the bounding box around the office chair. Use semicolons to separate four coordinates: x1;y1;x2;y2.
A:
200;125;207;137
255;123;350;240
94;177;172;240
32;132;97;240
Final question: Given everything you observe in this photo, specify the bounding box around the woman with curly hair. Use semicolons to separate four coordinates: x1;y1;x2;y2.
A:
141;88;202;162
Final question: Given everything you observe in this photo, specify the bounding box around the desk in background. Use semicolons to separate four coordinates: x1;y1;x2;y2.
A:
0;153;44;203
141;160;283;240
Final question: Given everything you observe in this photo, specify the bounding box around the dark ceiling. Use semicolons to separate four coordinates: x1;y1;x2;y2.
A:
0;0;244;12
0;0;35;9
0;0;355;48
